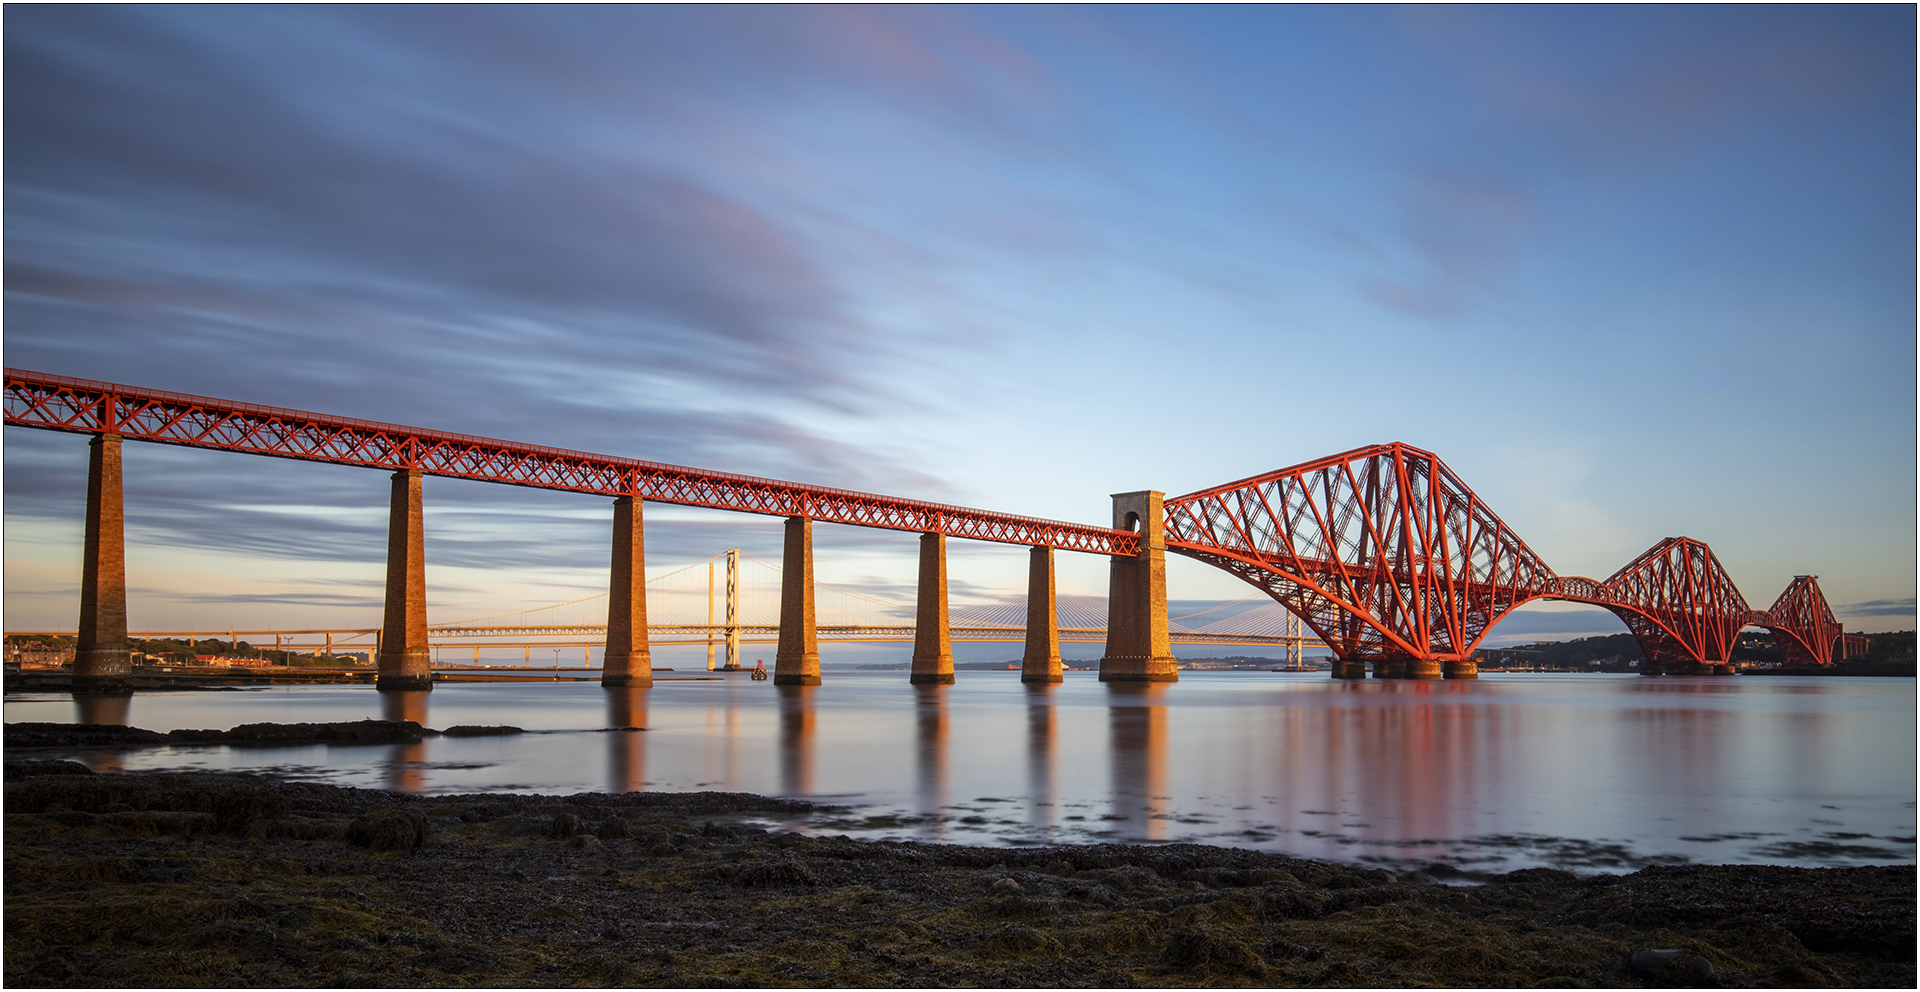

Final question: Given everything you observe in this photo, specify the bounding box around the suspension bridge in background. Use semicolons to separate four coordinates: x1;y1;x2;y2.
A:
3;368;1851;692
9;550;1316;670
424;549;1315;664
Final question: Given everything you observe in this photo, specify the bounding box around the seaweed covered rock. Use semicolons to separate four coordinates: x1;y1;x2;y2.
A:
731;857;815;888
3;760;95;780
347;810;430;851
1559;864;1915;959
3;770;1911;989
1161;927;1267;975
4;723;171;748
979;923;1058;959
173;719;427;745
209;784;287;833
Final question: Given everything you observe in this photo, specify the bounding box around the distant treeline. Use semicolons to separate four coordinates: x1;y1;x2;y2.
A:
1731;629;1915;666
1480;632;1644;670
6;634;364;667
1849;630;1916;663
1486;629;1915;670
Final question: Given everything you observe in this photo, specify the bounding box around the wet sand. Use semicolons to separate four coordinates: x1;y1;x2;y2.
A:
5;761;1912;988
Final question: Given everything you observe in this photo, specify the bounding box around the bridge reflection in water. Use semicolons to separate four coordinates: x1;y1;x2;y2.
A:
606;687;648;794
381;690;430;793
1108;684;1170;841
1025;685;1055;833
914;686;948;841
72;693;132;774
33;673;1905;872
777;685;814;798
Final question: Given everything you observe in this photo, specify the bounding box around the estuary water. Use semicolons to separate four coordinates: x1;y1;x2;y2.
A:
6;671;1913;875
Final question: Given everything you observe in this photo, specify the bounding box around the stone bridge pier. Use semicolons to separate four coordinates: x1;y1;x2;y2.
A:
910;532;954;685
1100;491;1178;683
376;469;432;691
74;433;130;691
601;496;652;687
774;516;822;686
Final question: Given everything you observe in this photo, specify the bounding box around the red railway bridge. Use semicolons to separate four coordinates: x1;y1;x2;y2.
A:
4;369;1845;691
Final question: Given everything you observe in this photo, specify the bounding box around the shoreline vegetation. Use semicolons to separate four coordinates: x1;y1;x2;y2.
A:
5;657;1915;695
10;630;1914;683
5;721;1914;988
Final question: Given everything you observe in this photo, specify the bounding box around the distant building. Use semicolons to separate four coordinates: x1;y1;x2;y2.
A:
193;655;272;667
9;644;74;669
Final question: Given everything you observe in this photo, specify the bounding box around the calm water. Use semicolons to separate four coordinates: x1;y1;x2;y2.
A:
7;671;1913;874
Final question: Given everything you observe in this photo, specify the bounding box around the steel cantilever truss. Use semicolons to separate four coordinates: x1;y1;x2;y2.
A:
1598;537;1749;667
1163;443;1841;667
5;370;1844;666
1753;576;1841;666
1159;443;1556;661
2;369;1137;555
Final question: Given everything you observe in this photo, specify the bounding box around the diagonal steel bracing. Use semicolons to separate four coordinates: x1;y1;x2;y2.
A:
1163;443;1836;667
7;370;1839;668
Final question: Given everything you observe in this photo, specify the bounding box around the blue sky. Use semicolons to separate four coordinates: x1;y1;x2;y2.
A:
4;6;1913;649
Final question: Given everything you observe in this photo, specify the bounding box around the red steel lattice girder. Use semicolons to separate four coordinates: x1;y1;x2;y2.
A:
1163;444;1786;666
1598;537;1750;666
1753;575;1840;666
3;369;1137;556
1160;443;1559;660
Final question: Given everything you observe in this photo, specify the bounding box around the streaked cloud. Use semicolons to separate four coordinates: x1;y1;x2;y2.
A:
4;6;1911;633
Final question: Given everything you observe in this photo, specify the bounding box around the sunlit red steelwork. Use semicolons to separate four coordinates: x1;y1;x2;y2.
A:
1163;443;1840;667
1753;575;1841;666
3;369;1136;555
6;371;1842;668
1598;537;1750;667
1159;443;1557;661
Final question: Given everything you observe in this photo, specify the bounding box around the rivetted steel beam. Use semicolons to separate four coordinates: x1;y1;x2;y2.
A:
3;369;1138;556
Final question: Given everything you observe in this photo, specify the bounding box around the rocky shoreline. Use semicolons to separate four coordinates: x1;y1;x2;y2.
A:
4;754;1913;988
5;719;520;748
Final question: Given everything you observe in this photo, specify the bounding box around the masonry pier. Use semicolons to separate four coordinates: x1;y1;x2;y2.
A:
910;532;954;684
377;469;432;691
1021;545;1064;684
1100;491;1178;683
774;516;821;686
1443;660;1479;679
602;496;652;687
75;433;131;690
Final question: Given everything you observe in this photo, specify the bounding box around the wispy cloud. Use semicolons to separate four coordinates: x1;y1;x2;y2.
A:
1837;598;1916;619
